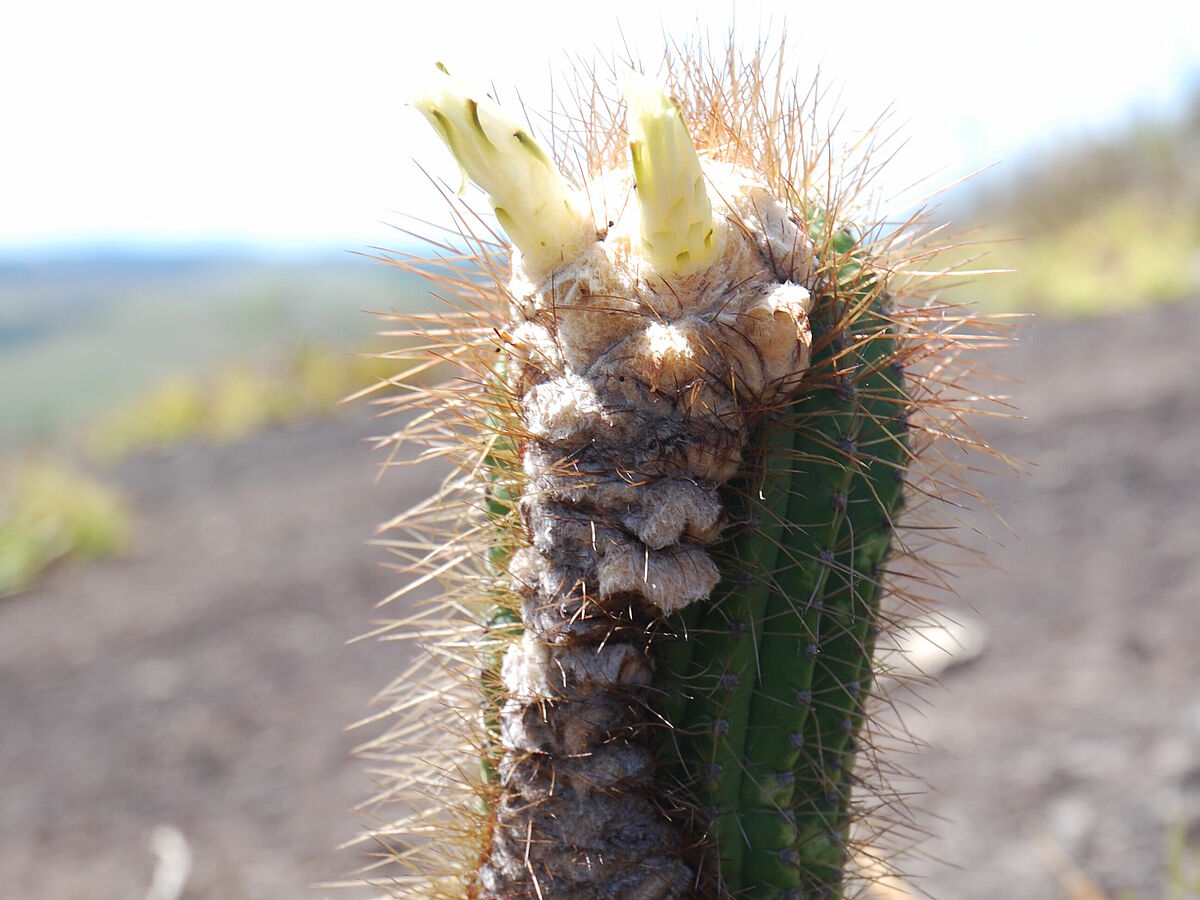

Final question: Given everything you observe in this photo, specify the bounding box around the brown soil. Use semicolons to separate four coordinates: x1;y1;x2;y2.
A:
2;298;1198;899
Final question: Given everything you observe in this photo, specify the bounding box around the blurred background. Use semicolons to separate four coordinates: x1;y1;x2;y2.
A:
2;2;1198;897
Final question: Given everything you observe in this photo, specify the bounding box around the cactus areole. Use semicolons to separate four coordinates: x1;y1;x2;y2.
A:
364;40;1002;900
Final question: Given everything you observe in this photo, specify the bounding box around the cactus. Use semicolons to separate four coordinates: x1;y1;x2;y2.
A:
360;37;1005;899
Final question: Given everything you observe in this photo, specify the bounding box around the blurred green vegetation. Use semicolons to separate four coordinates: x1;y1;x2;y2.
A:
1165;828;1200;900
0;457;132;596
86;344;405;460
0;252;425;592
946;90;1200;315
0;254;421;449
1112;821;1200;899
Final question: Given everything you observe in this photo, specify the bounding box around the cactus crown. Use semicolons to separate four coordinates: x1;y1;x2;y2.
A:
357;33;1009;899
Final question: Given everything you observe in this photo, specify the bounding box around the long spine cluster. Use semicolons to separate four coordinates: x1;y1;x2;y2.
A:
358;37;1010;900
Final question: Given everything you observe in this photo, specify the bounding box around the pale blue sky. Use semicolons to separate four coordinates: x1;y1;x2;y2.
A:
2;0;1197;252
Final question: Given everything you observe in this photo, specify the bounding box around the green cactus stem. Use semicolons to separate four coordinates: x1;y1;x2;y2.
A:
373;42;1003;899
663;421;805;887
790;266;908;900
651;218;903;897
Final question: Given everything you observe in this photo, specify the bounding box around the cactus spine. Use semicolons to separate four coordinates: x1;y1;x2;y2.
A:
362;37;1003;899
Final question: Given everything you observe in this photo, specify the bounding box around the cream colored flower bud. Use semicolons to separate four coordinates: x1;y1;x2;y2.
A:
624;76;715;275
413;66;594;276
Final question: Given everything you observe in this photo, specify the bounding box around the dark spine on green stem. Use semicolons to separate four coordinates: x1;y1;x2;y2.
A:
733;311;858;895
791;289;908;898
655;224;908;898
667;423;801;887
479;418;522;786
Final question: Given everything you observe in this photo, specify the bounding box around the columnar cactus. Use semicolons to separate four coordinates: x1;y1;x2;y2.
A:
359;38;1003;899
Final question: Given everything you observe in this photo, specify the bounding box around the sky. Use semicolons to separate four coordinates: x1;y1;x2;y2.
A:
2;0;1198;253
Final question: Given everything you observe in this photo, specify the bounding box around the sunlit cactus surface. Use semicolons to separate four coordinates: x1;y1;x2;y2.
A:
357;38;1006;900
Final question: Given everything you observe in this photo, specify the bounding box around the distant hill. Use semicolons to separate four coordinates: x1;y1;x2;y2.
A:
943;88;1200;315
0;249;429;448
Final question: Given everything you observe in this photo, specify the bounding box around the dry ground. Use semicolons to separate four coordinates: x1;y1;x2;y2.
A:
2;298;1198;899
